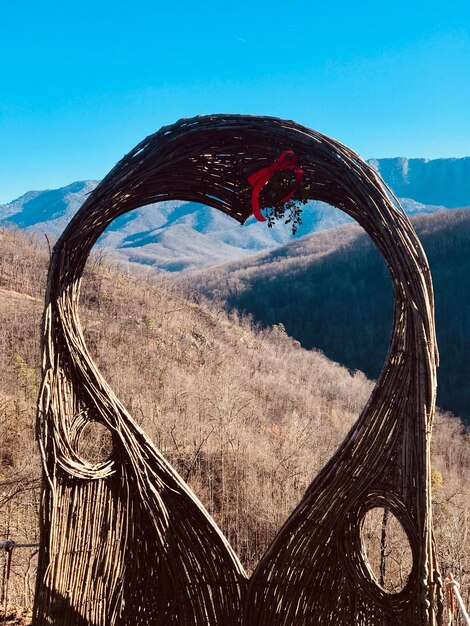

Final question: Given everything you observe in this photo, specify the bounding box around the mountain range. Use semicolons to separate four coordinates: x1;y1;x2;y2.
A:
1;156;468;419
1;156;469;272
370;156;470;207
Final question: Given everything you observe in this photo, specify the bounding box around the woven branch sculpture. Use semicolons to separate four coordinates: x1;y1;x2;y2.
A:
33;114;444;625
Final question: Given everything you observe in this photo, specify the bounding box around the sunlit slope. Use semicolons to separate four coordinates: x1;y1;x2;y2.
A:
183;209;470;422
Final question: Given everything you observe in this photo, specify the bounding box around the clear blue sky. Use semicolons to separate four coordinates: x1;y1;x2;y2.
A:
1;0;469;203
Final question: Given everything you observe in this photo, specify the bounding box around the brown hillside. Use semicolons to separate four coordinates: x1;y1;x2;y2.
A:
180;208;470;422
0;227;469;617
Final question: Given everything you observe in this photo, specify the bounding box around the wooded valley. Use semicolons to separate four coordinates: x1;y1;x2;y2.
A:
0;227;468;622
183;208;470;423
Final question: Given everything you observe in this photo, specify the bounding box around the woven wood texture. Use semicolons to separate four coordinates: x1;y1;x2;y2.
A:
33;114;443;625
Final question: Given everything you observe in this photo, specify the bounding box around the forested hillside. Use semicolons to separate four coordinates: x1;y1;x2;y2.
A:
183;208;470;422
0;228;469;619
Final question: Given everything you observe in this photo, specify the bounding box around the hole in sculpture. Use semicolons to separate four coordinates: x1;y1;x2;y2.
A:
77;420;114;465
80;201;373;573
361;507;413;594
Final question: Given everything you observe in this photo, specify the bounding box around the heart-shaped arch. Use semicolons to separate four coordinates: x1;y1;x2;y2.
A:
33;115;443;625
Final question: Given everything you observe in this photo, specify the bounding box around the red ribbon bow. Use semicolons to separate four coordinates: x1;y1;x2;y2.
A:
248;150;304;222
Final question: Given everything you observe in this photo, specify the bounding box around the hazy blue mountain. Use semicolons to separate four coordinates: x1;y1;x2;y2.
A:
0;180;99;232
1;155;468;271
0;181;354;270
368;157;470;207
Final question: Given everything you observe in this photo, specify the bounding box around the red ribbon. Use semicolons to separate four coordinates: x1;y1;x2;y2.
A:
248;150;304;222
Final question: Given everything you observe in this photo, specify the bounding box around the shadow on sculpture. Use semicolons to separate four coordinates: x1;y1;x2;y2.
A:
32;115;444;625
35;586;99;626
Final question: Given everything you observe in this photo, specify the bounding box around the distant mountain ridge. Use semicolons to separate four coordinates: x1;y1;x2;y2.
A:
0;181;356;271
1;156;469;271
0;180;99;230
369;157;470;207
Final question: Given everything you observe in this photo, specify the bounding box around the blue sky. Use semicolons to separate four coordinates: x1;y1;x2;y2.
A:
1;0;469;203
